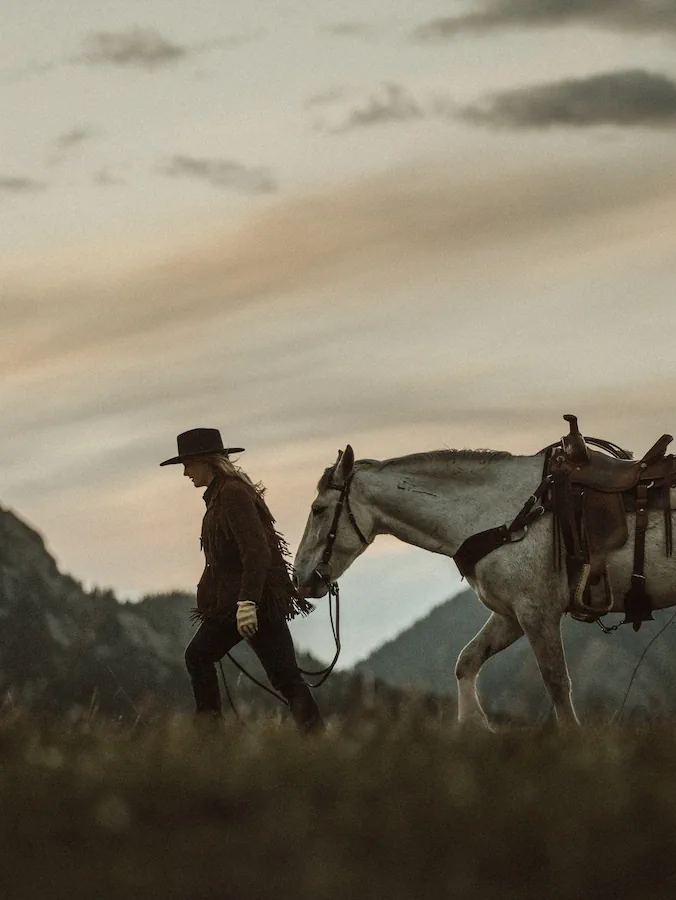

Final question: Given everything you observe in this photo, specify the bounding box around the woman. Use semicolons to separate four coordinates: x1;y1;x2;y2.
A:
160;428;323;733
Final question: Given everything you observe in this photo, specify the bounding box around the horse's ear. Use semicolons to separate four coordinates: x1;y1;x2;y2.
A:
333;444;355;485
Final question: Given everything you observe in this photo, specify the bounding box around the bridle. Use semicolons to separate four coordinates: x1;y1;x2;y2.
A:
223;468;371;698
313;471;370;586
270;469;368;689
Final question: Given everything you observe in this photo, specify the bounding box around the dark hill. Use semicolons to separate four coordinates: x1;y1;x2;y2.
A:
357;588;676;721
0;504;436;722
4;498;674;725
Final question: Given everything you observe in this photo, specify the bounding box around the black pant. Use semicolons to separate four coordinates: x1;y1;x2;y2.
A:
184;613;323;733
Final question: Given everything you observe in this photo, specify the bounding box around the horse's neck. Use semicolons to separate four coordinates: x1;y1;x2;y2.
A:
361;456;545;555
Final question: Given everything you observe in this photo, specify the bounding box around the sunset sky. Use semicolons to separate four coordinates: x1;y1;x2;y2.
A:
3;0;676;665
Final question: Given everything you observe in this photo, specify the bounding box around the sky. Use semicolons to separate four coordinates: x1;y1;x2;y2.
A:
3;0;676;666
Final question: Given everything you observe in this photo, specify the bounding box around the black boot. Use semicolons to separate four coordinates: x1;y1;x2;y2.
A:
189;667;222;716
285;683;324;734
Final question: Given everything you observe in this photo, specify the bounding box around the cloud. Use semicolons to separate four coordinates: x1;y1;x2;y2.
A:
74;28;265;71
3;155;676;599
48;127;100;167
206;30;266;49
1;29;265;85
461;69;676;128
319;22;376;38
0;61;57;86
312;83;429;133
93;166;127;186
54;127;98;150
77;27;187;69
305;88;351;109
0;176;45;194
411;0;676;39
159;155;277;193
335;83;424;130
1;29;189;81
3;152;676;378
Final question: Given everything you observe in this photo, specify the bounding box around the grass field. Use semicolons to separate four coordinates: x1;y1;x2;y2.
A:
1;704;676;900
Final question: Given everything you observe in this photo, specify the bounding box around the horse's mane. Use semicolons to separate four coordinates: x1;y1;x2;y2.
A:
381;448;513;468
316;448;513;489
316;467;338;491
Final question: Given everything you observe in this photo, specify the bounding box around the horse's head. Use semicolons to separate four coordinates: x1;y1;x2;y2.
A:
293;444;374;599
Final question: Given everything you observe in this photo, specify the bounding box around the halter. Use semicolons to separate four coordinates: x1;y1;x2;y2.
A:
314;471;369;584
218;469;369;702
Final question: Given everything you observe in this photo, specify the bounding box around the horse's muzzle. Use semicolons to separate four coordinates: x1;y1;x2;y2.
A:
293;567;331;599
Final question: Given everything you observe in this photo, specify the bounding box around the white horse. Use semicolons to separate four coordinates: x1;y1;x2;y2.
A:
293;444;676;728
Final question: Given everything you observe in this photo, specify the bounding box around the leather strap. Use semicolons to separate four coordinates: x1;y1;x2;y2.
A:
454;473;551;578
664;454;673;557
641;434;673;466
622;481;653;630
317;473;369;582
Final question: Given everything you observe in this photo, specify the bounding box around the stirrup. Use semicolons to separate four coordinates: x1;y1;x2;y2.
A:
569;563;613;618
568;609;600;624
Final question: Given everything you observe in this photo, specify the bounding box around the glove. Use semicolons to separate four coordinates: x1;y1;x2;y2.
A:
236;601;258;638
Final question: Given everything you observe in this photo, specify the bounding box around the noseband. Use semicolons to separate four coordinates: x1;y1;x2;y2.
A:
314;472;369;584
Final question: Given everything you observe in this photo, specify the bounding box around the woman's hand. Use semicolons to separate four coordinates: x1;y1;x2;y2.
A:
236;600;259;638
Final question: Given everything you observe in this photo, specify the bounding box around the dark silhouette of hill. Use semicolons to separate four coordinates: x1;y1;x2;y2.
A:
4;499;674;725
357;588;676;721
0;504;443;722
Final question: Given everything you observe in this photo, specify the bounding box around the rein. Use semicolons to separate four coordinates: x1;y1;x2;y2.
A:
220;470;368;717
298;471;369;686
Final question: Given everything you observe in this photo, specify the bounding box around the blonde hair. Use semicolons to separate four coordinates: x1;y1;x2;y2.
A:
203;454;265;496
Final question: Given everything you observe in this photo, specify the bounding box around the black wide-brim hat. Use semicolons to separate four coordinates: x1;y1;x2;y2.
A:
160;428;245;466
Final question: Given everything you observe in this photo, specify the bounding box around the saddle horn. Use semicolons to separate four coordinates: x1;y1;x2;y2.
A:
562;413;591;465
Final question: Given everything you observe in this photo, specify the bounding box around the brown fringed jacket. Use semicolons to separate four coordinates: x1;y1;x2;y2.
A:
195;474;313;622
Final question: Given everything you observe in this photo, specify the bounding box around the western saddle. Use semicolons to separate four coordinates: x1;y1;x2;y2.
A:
549;414;675;630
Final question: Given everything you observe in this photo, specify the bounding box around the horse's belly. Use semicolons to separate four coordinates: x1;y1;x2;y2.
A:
472;511;676;614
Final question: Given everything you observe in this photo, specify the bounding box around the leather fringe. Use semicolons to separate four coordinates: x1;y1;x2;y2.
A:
270;525;315;619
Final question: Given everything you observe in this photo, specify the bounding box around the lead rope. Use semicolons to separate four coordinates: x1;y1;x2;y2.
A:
217;581;342;722
610;608;676;723
216;468;366;720
298;580;341;687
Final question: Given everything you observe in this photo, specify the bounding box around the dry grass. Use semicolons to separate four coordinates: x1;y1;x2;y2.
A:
1;704;676;900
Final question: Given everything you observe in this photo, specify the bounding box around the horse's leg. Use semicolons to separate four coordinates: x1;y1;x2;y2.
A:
455;612;523;729
516;604;579;727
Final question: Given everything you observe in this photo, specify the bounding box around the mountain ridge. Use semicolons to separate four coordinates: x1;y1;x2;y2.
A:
0;503;446;721
357;587;676;720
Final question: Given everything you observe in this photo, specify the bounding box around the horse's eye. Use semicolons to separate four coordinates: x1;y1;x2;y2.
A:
311;505;326;516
